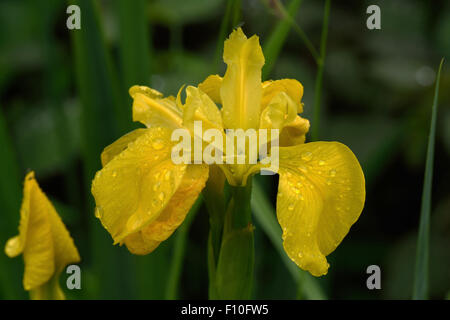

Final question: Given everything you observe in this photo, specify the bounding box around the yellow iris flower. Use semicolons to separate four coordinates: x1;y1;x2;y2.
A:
4;171;80;299
91;28;365;277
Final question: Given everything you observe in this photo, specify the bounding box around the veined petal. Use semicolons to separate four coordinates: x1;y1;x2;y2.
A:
124;164;209;254
276;142;365;276
262;79;304;113
221;28;265;129
129;85;183;129
91;128;187;243
5;172;80;292
101;128;148;166
279;115;310;146
259;92;297;131
198;75;223;104
182;86;223;132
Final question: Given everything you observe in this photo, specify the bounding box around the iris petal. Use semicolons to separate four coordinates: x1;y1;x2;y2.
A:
5;172;80;292
91;128;187;243
276;142;365;276
124;164;209;254
221;28;265;129
130;85;183;129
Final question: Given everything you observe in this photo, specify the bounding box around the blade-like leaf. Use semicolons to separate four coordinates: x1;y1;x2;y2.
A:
412;58;444;300
69;0;135;299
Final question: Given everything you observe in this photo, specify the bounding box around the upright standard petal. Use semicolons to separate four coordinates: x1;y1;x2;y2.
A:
261;79;304;113
124;164;209;254
182;86;223;132
221;28;265;130
275;142;365;276
198;75;223;104
4;171;80;297
91;127;187;243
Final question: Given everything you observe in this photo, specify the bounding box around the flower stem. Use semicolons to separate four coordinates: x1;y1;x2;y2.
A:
207;178;254;299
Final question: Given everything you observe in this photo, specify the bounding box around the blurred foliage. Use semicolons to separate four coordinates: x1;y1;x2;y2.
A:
0;0;449;299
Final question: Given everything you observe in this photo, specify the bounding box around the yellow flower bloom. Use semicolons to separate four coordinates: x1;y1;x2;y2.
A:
91;28;365;276
4;171;80;299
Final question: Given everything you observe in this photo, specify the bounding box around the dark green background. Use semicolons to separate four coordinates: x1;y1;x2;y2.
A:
0;0;449;299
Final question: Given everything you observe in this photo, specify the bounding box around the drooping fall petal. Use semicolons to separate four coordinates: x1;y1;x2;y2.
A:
124;164;209;254
221;28;265;130
4;171;80;298
130;85;183;129
91;127;187;243
101;128;147;166
276;142;365;276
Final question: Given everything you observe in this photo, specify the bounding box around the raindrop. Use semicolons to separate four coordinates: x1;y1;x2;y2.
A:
301;151;313;161
329;169;336;177
288;203;294;211
158;192;165;201
152;139;164;150
318;160;325;166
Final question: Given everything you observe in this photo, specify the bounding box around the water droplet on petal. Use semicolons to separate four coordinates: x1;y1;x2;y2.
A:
298;252;303;258
301;151;313;161
111;171;117;178
95;206;103;218
153;182;161;191
288;203;294;211
329;169;336;177
152;139;164;150
158;192;165;201
164;171;172;181
318;160;325;166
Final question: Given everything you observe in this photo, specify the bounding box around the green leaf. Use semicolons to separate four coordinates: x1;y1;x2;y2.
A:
215;226;254;299
115;0;152;89
412;58;444;300
69;0;135;299
262;0;303;80
0;108;24;299
251;180;326;299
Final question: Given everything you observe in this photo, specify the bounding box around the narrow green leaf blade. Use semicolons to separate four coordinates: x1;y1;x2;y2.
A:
69;0;134;299
412;58;444;300
262;0;303;80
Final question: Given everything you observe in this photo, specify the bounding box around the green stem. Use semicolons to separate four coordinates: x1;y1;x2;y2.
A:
311;0;331;142
210;178;254;299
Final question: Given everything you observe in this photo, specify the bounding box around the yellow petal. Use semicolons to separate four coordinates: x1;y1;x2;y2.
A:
276;142;365;276
124;164;209;254
101;128;148;166
262;79;304;113
279;115;310;146
91;128;187;243
129;85;183;129
182;86;223;132
198;75;223;104
5;171;80;292
259;92;297;131
221;28;265;129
